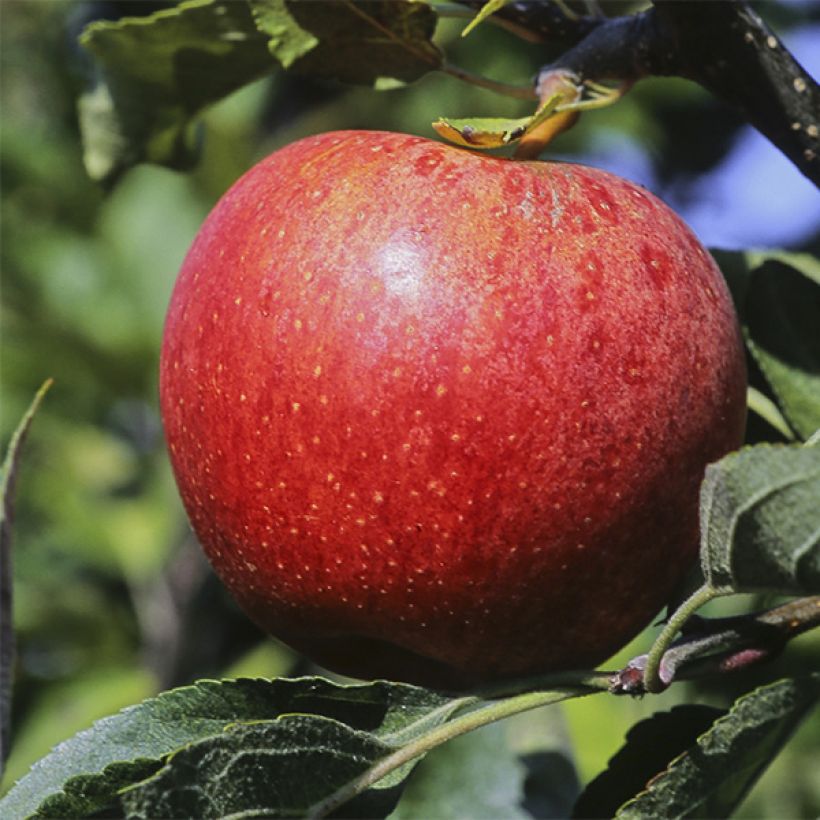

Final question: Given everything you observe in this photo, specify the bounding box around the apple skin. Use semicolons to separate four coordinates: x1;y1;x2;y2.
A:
160;130;746;690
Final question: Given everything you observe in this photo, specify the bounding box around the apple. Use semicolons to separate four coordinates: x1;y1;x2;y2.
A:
160;130;746;690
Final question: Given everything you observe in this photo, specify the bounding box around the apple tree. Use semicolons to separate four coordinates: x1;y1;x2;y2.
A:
1;1;819;818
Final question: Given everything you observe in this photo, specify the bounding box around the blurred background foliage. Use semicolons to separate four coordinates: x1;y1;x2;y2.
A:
1;0;819;816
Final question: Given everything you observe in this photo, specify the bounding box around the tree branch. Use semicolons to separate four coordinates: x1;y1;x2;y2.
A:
611;596;820;696
647;2;819;186
522;0;820;185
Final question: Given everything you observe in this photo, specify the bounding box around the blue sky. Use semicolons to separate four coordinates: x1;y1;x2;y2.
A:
582;24;820;251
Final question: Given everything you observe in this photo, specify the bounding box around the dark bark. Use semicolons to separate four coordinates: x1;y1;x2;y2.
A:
645;2;819;186
611;596;820;696
465;0;820;186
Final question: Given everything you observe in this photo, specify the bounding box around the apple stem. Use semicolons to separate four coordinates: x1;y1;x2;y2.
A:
306;670;611;819
513;72;629;159
513;70;581;159
642;583;722;694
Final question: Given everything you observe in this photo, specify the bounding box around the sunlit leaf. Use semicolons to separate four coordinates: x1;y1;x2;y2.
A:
248;0;317;68
77;0;274;182
433;93;562;149
432;115;534;148
250;0;442;86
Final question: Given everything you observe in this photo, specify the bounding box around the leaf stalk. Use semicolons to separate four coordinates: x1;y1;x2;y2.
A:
306;671;610;818
642;584;721;693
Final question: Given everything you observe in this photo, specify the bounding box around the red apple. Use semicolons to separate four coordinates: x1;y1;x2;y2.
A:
160;130;746;690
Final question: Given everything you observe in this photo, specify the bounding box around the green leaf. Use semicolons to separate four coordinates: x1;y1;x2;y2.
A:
120;716;402;819
393;722;531;820
700;442;820;595
250;0;442;86
432;114;536;148
394;708;579;820
432;93;563;149
615;675;820;819
0;676;455;819
746;385;796;441
76;0;442;181
0;381;51;778
77;0;274;183
710;249;820;317
744;258;820;441
711;249;820;441
0;666;156;804
120;677;600;819
573;705;724;818
248;0;318;68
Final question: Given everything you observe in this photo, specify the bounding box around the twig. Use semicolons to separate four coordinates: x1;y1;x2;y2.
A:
530;1;819;185
648;2;819;186
611;596;820;696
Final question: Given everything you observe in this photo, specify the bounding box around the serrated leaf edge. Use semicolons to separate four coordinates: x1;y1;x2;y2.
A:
0;677;340;817
78;0;217;52
614;675;820;817
0;675;457;818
